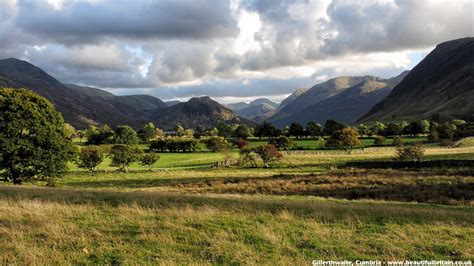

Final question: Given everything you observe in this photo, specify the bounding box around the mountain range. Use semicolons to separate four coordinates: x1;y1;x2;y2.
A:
0;37;472;129
0;58;252;129
226;98;279;122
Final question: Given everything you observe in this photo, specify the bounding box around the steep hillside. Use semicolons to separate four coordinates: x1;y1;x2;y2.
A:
277;88;308;111
360;37;474;122
269;76;378;125
269;72;408;127
0;58;142;128
150;96;255;129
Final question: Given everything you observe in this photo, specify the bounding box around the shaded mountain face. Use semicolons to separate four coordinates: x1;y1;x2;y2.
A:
277;88;308;111
165;100;182;106
150;96;255;130
0;58;143;129
67;84;167;117
360;37;474;122
226;98;279;122
268;72;408;127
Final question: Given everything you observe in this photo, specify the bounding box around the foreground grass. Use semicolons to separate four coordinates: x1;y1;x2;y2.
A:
0;186;473;264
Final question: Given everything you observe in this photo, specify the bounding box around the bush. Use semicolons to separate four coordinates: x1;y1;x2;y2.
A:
205;137;228;152
373;136;385;146
238;148;258;168
395;143;425;163
392;136;403;147
140;153;160;171
77;146;105;174
232;138;250;149
149;137;199;152
109;145;142;172
269;136;293;150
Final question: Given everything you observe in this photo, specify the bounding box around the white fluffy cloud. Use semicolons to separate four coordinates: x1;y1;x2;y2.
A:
0;0;471;101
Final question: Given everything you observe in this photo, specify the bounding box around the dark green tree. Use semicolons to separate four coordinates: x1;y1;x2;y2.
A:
86;125;114;145
306;121;323;138
269;136;293;150
109;144;142;172
233;124;251;139
323;120;345;136
289;122;305;138
77;146;105;174
254;121;281;138
0;88;76;184
138;122;157;142
139;153;160;171
114;125;139;144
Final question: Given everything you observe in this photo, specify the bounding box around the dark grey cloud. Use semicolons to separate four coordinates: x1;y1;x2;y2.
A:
15;0;238;44
0;0;471;101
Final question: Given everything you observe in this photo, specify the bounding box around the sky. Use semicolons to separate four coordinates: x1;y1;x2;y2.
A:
0;0;472;104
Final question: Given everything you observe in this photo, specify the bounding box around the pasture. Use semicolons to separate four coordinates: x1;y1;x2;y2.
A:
1;145;473;264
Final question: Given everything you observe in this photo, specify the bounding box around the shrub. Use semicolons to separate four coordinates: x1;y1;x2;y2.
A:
269;136;293;150
238;148;259;168
140;153;160;171
109;145;142;172
149;137;199;152
77;146;105;174
205;137;228;152
373;135;385;146
232;138;250;149
254;144;283;168
392;136;403;147
395;142;425;163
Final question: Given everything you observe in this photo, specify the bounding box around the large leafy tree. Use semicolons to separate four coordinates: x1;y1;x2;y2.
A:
109;144;142;172
114;125;139;144
325;127;361;153
0;88;76;184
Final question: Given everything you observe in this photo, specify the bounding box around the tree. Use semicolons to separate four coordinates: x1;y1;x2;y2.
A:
370;121;386;136
86;125;114;145
269;136;293;150
138;123;157;142
356;124;370;136
234;124;251;139
395;142;424;162
373;135;385;146
289;122;305;138
254;121;280;138
325;127;361;153
404;121;424;136
437;123;454;140
205;137;228;152
306;121;323;138
63;123;76;140
216;123;233;138
175;124;185;136
384;123;403;136
140;153;160;171
114;125;139;144
254;144;283;168
323;120;345;136
77;146;105;174
109;144;142;172
0;88;76;184
420;120;430;133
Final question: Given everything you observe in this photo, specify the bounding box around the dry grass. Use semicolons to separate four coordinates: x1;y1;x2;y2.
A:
0;187;473;264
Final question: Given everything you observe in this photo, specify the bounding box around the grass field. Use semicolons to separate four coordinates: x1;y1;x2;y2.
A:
1;145;473;264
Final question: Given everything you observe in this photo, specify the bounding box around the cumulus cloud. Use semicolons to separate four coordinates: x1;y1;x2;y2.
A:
0;0;471;101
